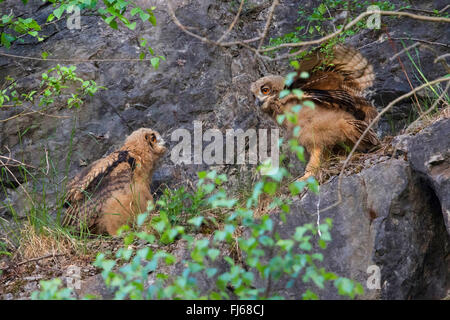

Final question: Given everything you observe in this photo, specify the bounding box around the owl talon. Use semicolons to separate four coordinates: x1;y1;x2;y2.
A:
297;171;314;182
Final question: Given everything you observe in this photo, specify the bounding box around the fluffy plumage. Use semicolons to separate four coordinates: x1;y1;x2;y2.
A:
250;45;380;181
62;128;166;235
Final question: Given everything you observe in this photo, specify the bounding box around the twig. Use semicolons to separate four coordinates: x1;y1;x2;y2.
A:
399;5;450;15
389;42;420;62
0;108;70;123
257;0;279;51
385;30;423;114
390;37;450;48
217;0;245;43
17;253;65;266
166;0;261;49
44;147;50;175
0;155;36;168
0;157;36;206
435;53;450;63
407;81;450;129
0;51;164;63
258;10;450;54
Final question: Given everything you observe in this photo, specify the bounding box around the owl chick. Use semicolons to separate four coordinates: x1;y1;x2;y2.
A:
62;128;167;235
250;45;380;181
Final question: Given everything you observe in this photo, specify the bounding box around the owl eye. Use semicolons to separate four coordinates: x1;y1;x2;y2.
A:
261;87;270;95
146;133;157;144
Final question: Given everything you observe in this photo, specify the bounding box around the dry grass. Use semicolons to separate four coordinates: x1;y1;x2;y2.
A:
15;224;79;261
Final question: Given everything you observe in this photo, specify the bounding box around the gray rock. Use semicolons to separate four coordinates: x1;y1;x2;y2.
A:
252;157;448;299
76;274;114;300
400;118;450;236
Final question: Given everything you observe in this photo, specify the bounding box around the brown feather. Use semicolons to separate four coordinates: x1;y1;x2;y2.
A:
62;128;166;235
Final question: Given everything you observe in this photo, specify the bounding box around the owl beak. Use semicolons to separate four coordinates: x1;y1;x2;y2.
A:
255;98;264;107
157;136;165;146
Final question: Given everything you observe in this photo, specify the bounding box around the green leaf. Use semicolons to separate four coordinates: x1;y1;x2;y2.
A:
290;60;300;70
307;177;319;194
140;12;150;22
126;21;136;30
289;180;306;196
318;239;327;249
263;182;278;195
1;33;15;48
108;19;118;30
279;89;290;99
188;216;204;227
207;249;220;261
318;4;327;15
276;114;286;125
284;72;297;86
303;100;315;108
151;57;160;69
302;289;318;300
206;268;218;278
148;12;157;26
53;7;65;19
300;71;309;79
292;104;302;113
130;7;140;16
292;89;303;99
198;171;207;179
137;212;148;226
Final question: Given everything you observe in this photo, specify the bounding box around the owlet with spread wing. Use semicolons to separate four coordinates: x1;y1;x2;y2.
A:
250;45;380;181
62;128;166;235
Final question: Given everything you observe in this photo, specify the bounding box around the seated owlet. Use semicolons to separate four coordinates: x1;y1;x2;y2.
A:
62;128;167;235
250;45;380;181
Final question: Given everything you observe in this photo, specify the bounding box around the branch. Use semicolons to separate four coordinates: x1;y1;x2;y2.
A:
0;155;36;169
259;10;450;55
407;81;450;130
257;0;279;51
217;0;245;43
0;157;36;207
16;253;65;266
166;0;261;49
0;51;165;63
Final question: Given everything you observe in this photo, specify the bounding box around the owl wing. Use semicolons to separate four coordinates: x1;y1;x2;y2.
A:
290;45;375;94
62;150;136;230
288;45;377;122
280;89;365;120
343;119;380;152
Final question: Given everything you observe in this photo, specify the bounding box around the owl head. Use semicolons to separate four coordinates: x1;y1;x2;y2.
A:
250;75;285;111
123;128;167;164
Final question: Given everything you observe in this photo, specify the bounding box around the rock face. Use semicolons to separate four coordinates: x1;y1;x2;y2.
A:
396;119;450;236
255;119;449;300
0;0;449;300
282;130;449;299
